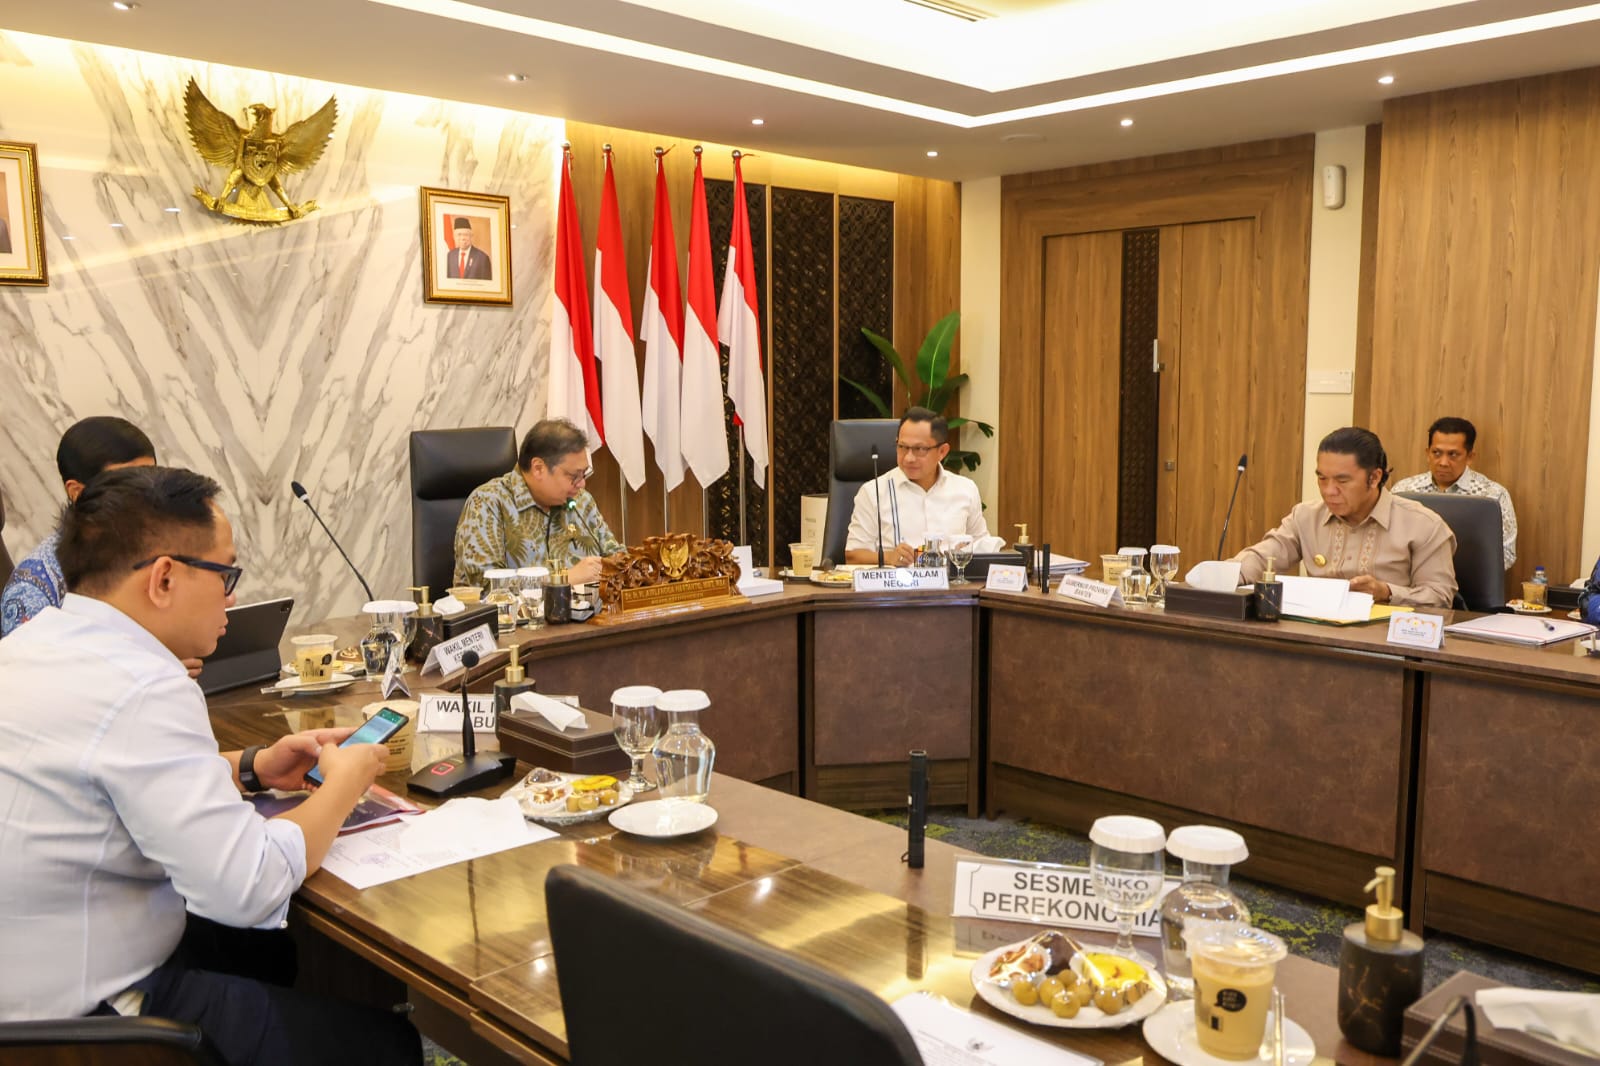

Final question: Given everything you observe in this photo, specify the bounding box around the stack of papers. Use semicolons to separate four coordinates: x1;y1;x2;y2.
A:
1279;576;1374;623
1443;614;1596;647
1044;553;1089;577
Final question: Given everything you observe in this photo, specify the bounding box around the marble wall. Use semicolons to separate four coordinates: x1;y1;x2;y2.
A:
0;30;560;623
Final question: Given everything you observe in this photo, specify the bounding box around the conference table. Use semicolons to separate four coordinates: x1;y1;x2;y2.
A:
207;676;1388;1066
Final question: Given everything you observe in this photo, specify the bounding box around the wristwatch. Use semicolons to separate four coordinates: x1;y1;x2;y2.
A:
239;744;266;793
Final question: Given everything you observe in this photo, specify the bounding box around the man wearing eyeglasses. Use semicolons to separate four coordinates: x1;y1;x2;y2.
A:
844;407;990;566
454;418;624;588
0;466;421;1065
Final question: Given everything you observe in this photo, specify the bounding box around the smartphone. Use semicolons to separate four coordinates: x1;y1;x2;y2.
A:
305;707;409;786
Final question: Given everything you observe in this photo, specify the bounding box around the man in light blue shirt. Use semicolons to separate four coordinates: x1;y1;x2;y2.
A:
0;466;418;1066
2;416;157;637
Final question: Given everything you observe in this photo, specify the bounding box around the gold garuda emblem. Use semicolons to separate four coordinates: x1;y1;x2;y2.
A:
183;78;337;224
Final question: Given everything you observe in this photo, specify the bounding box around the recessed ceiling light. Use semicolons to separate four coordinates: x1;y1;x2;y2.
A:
506;73;527;82
111;1;138;10
109;222;124;228
61;235;75;241
926;150;939;158
164;206;180;213
1378;74;1396;85
751;118;764;126
1120;117;1134;127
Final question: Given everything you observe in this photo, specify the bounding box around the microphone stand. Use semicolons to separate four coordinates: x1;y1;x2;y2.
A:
1217;455;1248;560
405;649;516;798
291;481;375;602
872;446;885;568
1399;996;1478;1066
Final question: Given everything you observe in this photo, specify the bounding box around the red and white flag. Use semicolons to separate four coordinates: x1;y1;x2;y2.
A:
680;149;730;488
717;152;768;489
640;152;685;493
549;145;602;447
593;147;645;490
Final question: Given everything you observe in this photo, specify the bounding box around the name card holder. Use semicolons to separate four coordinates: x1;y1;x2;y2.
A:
1388;612;1445;649
419;692;499;734
1056;574;1124;608
852;567;951;592
420;624;498;675
985;564;1028;592
952;858;1176;934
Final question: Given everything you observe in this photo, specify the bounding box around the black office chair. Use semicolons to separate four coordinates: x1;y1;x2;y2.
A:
0;488;14;589
409;427;517;595
822;419;901;564
1396;492;1506;612
545;865;923;1066
0;1015;226;1065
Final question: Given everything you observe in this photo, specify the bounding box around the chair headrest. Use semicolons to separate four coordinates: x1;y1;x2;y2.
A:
830;420;899;482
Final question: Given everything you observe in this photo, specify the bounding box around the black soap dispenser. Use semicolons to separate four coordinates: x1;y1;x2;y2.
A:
1337;865;1425;1055
493;643;537;715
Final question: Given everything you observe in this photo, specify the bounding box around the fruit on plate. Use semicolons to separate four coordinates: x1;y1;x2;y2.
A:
572;774;618;793
1076;952;1147;989
988;931;1074;982
1050;990;1081;1018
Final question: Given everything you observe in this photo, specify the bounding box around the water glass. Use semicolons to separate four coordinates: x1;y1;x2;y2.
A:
654;689;716;803
484;568;518;635
611;686;664;794
948;534;975;585
1150;545;1181;607
1089;815;1167;964
517;566;547;628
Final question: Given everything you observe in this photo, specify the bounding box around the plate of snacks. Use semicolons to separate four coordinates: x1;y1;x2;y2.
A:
808;569;855;588
970;931;1166;1029
504;769;633;825
1506;599;1552;615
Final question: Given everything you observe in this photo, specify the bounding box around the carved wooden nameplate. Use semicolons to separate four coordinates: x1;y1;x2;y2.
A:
591;533;742;624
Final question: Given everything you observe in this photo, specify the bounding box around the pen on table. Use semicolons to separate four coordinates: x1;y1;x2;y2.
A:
1542;620;1557;632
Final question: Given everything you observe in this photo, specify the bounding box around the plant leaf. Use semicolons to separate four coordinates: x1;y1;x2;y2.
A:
926;372;970;412
839;376;892;418
914;311;960;397
860;327;918;404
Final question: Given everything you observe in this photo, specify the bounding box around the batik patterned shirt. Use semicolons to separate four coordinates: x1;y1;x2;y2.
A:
2;530;65;638
1390;467;1517;569
452;470;622;588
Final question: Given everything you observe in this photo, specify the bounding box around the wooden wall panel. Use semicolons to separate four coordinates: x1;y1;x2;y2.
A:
1000;138;1314;563
894;176;963;418
1040;232;1123;559
1367;69;1600;587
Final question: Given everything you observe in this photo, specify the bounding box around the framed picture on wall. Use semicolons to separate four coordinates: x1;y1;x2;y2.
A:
420;186;512;306
0;141;47;287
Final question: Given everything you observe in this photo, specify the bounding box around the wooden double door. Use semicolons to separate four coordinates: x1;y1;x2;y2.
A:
1042;218;1257;565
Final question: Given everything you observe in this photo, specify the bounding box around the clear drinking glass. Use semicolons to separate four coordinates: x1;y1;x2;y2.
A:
1088;815;1167;964
611;686;664;794
1150;545;1181;608
1118;547;1152;605
517;566;547;628
484;568;519;635
654;689;716;803
948;534;975;585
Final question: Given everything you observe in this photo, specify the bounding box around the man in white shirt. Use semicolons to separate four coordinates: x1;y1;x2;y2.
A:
844;407;989;566
0;466;419;1066
1390;416;1518;569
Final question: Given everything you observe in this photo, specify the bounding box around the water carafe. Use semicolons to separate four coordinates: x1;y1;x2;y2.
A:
653;689;716;803
1159;825;1252;998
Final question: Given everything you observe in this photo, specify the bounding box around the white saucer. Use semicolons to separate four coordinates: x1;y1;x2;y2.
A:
1142;1000;1315;1066
264;676;358;696
608;799;718;838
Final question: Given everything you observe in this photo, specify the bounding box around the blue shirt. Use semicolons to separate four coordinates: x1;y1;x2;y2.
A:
1;530;65;637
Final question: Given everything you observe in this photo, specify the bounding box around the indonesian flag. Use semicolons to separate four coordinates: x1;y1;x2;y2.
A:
680;150;731;488
593;147;646;490
549;145;602;447
640;152;686;492
717;152;768;489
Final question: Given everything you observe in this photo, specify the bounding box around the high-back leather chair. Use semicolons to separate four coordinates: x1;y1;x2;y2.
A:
409;427;517;595
823;419;900;564
0;1016;226;1065
0;488;15;590
1396;492;1506;612
545;865;922;1066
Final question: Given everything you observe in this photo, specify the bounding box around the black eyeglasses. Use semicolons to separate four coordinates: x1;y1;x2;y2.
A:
132;554;244;595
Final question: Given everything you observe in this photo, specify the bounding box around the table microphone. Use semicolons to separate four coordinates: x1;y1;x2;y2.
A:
406;650;518;798
905;749;928;869
290;481;375;602
1216;454;1248;559
871;445;885;568
1399;996;1478;1066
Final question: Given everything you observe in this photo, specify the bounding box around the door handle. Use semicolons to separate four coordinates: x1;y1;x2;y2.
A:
1152;339;1165;374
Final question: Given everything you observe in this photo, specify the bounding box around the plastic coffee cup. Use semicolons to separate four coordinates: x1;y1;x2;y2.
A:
446;585;483;604
1521;581;1548;607
789;542;816;578
291;634;338;683
1101;553;1130;585
362;701;418;773
1187;921;1287;1059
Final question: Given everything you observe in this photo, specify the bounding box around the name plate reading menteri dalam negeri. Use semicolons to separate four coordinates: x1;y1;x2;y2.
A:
851;567;950;592
953;859;1177;935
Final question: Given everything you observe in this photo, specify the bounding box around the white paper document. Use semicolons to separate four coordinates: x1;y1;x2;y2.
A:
1278;576;1373;622
892;993;1101;1066
1443;614;1596;647
319;796;555;889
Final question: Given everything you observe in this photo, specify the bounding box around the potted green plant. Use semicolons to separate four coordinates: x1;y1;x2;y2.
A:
842;310;995;472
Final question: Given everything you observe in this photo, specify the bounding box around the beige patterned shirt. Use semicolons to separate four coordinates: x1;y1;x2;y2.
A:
452;470;622;588
1233;490;1458;608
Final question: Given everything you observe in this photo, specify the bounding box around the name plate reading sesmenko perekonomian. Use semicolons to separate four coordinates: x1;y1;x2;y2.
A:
952;859;1176;936
851;567;950;592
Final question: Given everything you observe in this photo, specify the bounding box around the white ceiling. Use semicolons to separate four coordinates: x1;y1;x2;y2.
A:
8;0;1600;179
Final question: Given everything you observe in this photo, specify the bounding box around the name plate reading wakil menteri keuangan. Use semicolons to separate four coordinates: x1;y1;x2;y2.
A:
851;567;950;592
952;858;1177;935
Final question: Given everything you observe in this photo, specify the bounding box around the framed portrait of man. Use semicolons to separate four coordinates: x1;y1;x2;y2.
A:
0;141;47;287
420;186;512;306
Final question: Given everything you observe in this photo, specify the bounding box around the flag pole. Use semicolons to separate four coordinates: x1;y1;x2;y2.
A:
738;436;747;546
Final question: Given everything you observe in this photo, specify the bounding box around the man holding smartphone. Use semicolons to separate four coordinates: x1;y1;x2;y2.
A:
0;467;421;1066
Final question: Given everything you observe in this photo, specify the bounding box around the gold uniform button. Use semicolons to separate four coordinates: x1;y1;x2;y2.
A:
1313;554;1327;567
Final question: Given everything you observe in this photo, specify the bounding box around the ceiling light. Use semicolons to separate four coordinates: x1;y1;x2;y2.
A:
61;235;75;241
1378;74;1396;85
164;206;181;213
110;222;124;228
750;118;764;126
111;1;138;9
926;150;939;157
1120;117;1134;127
506;73;527;82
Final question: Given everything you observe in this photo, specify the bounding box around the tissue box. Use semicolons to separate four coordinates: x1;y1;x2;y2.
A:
497;702;631;776
441;603;499;640
1163;583;1257;621
1403;971;1589;1066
